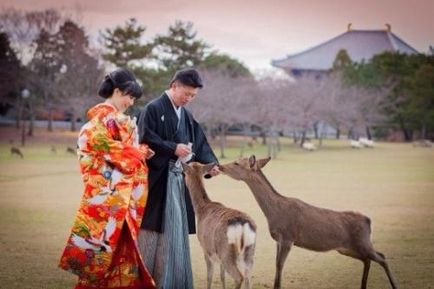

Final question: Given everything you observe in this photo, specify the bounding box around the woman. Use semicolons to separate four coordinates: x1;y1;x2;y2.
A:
59;69;156;289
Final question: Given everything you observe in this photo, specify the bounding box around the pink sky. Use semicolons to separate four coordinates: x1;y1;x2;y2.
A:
3;0;434;71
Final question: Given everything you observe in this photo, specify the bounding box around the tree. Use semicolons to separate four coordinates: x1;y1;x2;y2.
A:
343;52;434;141
0;31;21;116
332;49;352;71
55;20;102;131
153;20;209;72
0;8;62;64
188;70;254;158
1;8;63;131
199;52;251;78
410;63;434;139
101;18;153;68
101;18;161;101
29;29;62;131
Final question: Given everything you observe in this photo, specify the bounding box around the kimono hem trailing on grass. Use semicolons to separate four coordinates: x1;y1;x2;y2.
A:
59;103;156;289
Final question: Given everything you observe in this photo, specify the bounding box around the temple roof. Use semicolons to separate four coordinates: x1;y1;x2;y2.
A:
272;28;418;72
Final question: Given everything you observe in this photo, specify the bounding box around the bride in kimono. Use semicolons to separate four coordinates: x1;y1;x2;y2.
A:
59;68;156;289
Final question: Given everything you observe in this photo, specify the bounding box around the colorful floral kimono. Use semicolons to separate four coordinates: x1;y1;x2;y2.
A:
59;103;156;289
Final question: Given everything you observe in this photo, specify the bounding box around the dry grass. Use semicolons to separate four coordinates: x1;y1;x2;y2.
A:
0;132;433;289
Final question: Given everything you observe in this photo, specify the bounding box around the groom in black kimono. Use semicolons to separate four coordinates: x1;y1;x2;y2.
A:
137;68;219;288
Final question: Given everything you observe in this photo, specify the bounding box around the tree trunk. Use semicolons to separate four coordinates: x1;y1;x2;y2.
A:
266;130;278;159
277;136;281;152
219;125;226;159
27;100;34;137
366;126;372;140
348;128;354;140
335;127;341;139
70;110;76;132
292;131;298;143
313;122;319;139
16;99;22;130
48;106;53;132
398;115;412;141
421;122;427;140
239;125;249;158
300;130;307;147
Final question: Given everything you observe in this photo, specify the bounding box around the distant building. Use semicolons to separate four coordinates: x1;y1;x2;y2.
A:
272;24;418;77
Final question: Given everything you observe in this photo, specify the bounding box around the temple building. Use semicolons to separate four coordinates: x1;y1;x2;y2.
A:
272;24;419;76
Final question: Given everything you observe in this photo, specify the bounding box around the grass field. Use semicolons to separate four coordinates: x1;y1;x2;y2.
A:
0;131;434;289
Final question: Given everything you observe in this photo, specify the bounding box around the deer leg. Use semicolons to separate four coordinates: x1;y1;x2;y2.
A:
370;251;399;289
337;248;372;289
205;254;214;289
244;277;251;289
221;250;244;289
223;261;243;289
273;241;292;289
361;259;371;289
220;263;226;289
244;245;255;289
235;279;243;289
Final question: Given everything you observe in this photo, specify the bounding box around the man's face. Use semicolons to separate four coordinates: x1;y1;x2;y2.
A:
171;82;199;107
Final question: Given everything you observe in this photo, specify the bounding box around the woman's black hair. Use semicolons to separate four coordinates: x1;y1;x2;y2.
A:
97;68;143;99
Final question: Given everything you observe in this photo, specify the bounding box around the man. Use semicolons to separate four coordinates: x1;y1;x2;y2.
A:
137;68;219;289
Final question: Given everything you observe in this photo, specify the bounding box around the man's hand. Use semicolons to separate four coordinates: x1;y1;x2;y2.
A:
175;143;191;158
209;165;220;177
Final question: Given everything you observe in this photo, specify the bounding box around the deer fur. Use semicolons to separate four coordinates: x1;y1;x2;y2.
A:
182;162;257;289
219;155;398;289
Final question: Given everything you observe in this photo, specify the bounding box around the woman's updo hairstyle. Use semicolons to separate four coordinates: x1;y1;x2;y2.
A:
97;68;143;99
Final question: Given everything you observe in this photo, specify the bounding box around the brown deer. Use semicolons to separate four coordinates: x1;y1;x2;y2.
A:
10;147;24;158
66;146;76;155
182;162;257;289
219;155;398;289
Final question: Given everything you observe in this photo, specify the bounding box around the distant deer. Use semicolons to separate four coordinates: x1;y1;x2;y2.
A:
182;162;257;289
219;155;398;289
66;146;76;155
50;145;57;154
10;147;24;158
302;142;316;151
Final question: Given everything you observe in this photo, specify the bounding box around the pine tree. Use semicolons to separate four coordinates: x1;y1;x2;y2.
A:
101;18;153;68
0;31;21;115
153;20;209;71
199;52;251;78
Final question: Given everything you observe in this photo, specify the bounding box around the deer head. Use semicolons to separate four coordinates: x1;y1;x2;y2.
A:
182;162;215;178
219;155;271;180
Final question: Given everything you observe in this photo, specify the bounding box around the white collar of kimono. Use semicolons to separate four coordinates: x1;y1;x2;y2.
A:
165;90;182;120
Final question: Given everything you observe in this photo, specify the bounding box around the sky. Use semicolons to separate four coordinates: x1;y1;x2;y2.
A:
3;0;434;72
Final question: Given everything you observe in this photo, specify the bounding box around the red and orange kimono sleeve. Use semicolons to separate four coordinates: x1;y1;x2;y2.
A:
83;119;149;175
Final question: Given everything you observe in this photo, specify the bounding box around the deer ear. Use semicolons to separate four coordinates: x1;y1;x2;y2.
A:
248;155;256;169
257;157;271;169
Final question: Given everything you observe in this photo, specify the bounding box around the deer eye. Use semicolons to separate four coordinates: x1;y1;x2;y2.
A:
234;162;239;166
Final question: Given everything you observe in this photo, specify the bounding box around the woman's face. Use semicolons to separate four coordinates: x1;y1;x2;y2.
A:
110;88;135;113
